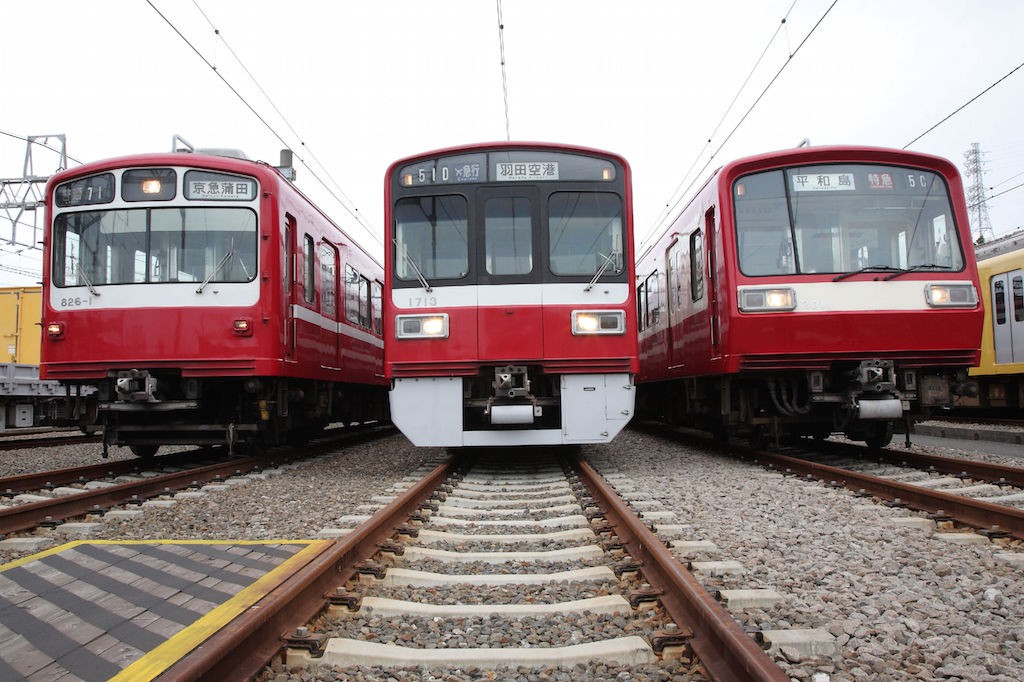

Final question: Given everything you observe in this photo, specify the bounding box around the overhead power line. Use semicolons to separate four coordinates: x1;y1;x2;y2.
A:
496;0;512;141
641;0;838;252
903;59;1024;149
145;0;382;249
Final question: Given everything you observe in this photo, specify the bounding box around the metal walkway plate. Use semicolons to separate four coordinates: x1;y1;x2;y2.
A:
0;539;327;682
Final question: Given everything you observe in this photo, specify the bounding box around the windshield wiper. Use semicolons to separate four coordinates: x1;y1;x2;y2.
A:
394;239;432;292
196;248;236;293
585;250;619;291
76;262;100;296
883;263;952;281
832;265;902;282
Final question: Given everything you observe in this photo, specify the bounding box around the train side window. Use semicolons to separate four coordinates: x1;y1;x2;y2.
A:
994;280;1006;325
689;230;704;301
645;271;661;326
303;234;315;305
636;282;647;331
284;215;295;296
1014;276;1023;322
371;281;383;335
345;264;371;328
320;243;338;319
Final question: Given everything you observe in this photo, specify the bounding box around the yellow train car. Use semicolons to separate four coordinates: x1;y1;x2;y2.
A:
965;246;1024;410
0;286;42;365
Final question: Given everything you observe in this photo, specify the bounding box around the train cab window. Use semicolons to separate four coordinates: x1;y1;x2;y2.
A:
485;197;533;275
303;235;315;304
548;192;624;276
320;243;339;318
394;196;469;282
53;207;256;286
689;230;704;301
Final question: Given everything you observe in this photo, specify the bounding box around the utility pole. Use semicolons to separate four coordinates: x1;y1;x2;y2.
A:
962;142;994;243
0;135;67;252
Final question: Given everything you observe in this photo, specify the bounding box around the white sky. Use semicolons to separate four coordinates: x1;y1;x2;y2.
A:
3;0;1023;286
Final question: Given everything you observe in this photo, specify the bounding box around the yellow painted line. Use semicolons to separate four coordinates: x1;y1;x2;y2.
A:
0;538;317;572
0;539;332;682
109;539;332;682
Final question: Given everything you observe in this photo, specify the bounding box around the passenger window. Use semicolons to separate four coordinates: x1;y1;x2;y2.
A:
1014;276;1023;322
645;271;661;326
690;230;704;301
994;280;1006;325
303;234;315;304
320;243;338;318
371;281;383;335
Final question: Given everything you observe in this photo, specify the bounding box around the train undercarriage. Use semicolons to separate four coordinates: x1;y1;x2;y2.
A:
637;361;977;449
72;369;389;457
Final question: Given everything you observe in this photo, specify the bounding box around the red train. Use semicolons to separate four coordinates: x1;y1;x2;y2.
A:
384;142;638;447
636;145;984;447
40;145;388;456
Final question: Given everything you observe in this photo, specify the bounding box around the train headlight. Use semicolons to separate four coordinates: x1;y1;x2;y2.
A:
396;313;449;339
572;310;625;335
924;283;978;308
233;318;254;336
738;287;796;312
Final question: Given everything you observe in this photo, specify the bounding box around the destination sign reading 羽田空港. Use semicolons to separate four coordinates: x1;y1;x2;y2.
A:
495;161;559;182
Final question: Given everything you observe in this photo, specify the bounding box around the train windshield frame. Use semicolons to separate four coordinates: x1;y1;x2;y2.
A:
52;206;258;287
391;149;627;287
732;163;965;277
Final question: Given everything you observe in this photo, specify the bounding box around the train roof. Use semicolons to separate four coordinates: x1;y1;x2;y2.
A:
386;140;630;173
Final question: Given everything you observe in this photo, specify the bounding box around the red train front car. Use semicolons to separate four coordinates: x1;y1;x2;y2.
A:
385;142;638;447
41;148;387;456
636;145;983;447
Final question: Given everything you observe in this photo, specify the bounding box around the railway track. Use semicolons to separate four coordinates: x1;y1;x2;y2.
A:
637;422;1024;542
160;451;790;681
0;424;394;537
0;432;99;451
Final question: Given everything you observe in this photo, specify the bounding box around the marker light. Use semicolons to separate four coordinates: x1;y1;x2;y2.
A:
738;287;797;312
141;179;162;194
396;313;449;339
572;310;625;335
233;318;253;336
46;321;65;340
601;167;613;181
924;283;978;308
401;173;414;186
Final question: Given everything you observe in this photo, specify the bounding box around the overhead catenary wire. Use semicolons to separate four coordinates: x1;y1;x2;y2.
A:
496;0;512;141
640;0;839;253
903;59;1024;150
146;0;382;249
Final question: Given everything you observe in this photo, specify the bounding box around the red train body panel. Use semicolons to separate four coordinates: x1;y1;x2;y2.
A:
41;150;387;455
636;145;984;446
384;142;638;447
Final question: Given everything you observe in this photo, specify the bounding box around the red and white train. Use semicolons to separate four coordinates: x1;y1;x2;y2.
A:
384;142;638;447
41;143;387;456
636;145;984;447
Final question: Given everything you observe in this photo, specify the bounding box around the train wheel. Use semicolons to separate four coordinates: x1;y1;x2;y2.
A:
863;422;894;449
129;444;159;459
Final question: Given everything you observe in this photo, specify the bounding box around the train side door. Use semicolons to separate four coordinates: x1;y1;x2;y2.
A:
992;270;1024;364
664;238;683;369
705;207;721;356
320;243;341;370
284;214;297;361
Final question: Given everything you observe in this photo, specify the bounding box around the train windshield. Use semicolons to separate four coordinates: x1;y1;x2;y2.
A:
733;164;964;277
52;207;257;287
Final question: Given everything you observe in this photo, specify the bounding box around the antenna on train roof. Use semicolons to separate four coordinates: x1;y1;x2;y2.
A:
172;134;194;153
797;138;811;148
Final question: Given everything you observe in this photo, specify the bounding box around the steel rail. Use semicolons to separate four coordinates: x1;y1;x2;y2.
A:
0;448;212;496
740;447;1024;540
0;425;395;536
571;453;788;682
808;438;1024;488
158;459;457;681
0;433;99;451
